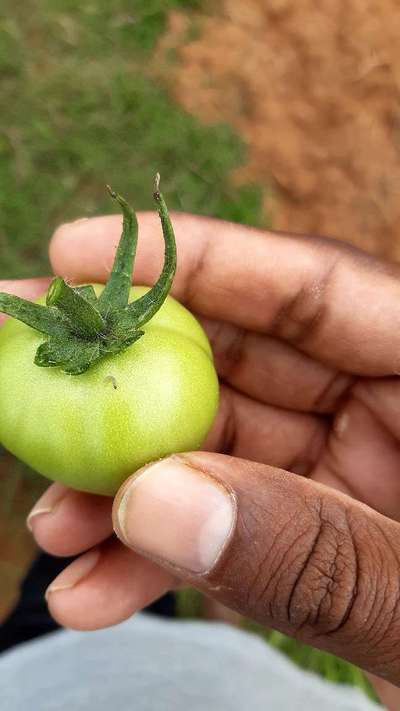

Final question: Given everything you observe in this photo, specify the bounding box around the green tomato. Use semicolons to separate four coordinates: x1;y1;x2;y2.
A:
0;183;219;495
0;286;218;496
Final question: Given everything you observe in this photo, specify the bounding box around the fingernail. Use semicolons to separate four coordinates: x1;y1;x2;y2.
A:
27;484;67;531
114;457;236;574
45;549;100;600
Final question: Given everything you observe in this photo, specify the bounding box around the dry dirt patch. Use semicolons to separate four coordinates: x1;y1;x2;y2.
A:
158;0;400;258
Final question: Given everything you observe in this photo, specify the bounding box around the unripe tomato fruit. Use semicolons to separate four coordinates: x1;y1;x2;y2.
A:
0;180;219;495
0;285;218;496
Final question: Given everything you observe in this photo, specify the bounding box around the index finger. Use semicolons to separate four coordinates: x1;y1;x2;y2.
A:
49;213;400;376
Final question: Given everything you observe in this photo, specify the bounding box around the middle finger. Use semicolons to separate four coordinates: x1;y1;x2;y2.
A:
202;316;353;413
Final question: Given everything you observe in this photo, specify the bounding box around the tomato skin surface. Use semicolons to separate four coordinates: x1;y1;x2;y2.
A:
0;286;219;496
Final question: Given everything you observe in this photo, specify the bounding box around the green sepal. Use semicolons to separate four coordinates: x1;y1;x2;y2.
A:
74;285;99;306
104;330;144;355
0;176;176;375
115;183;177;333
47;277;106;339
97;187;138;317
35;336;102;375
0;293;71;337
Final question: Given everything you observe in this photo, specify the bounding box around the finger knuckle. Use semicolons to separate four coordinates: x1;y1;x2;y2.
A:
270;255;339;346
208;322;248;381
285;503;358;634
248;497;361;636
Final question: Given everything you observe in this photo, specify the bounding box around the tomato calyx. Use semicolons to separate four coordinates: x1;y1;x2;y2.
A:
0;174;177;375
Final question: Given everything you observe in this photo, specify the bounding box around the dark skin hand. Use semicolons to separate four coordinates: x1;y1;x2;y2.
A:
6;212;400;707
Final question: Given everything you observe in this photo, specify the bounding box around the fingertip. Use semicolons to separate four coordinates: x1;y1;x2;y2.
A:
29;517;78;558
45;541;175;631
28;485;113;557
27;483;69;553
45;548;103;630
112;455;236;576
47;211;205;291
49;215;121;281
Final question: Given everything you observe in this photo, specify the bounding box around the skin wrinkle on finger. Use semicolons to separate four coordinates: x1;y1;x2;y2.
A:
203;385;328;476
165;453;400;683
201;316;355;414
49;212;400;375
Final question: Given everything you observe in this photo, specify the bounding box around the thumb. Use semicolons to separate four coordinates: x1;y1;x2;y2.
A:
113;452;400;684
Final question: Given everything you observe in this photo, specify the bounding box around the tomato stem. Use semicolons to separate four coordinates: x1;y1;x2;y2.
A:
0;177;177;374
113;174;177;335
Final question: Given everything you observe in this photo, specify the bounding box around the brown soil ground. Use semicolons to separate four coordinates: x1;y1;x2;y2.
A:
157;0;400;259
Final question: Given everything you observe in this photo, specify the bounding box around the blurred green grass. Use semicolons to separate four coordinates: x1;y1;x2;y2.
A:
0;0;378;703
0;0;263;279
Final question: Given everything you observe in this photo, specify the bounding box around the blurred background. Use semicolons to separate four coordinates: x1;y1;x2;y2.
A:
2;0;400;701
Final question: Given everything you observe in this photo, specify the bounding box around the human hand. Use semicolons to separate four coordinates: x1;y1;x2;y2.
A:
16;211;400;688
